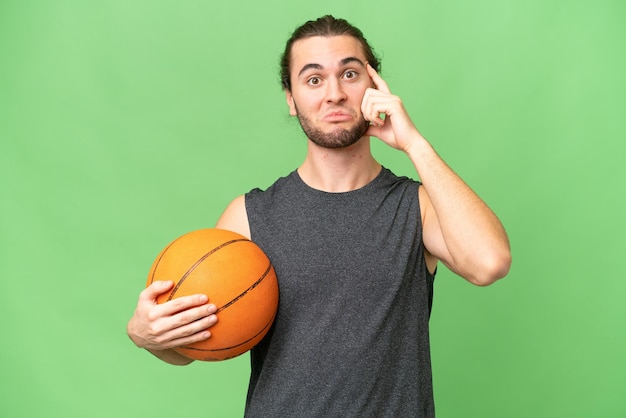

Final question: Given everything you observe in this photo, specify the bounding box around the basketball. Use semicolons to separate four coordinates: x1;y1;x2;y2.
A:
146;228;279;361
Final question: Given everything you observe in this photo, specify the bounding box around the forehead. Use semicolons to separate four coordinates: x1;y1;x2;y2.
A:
290;35;366;71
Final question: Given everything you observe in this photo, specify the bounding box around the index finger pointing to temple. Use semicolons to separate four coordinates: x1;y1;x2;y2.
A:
366;62;391;94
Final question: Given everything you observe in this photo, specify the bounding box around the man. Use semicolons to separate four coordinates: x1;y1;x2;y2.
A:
127;15;511;417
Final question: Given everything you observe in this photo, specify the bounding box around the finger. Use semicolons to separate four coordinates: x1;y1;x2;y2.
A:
157;293;211;316
160;308;218;346
140;280;174;303
150;315;216;349
361;88;381;125
147;303;217;341
171;303;218;327
365;123;383;139
161;320;214;348
366;63;391;94
362;89;393;126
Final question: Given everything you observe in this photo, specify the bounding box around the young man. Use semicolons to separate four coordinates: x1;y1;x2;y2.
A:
127;16;511;417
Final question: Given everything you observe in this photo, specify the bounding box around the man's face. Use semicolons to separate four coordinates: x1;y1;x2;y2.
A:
286;35;373;149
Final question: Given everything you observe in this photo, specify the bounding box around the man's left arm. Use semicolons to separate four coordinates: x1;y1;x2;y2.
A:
362;64;511;285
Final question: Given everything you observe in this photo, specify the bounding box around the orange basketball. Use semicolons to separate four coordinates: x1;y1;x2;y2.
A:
146;228;279;361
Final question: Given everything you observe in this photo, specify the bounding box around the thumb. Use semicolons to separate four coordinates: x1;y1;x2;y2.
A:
366;124;383;140
141;280;174;303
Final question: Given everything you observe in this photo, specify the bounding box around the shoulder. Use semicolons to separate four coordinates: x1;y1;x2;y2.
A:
246;171;299;209
379;167;420;189
214;172;297;240
215;195;250;239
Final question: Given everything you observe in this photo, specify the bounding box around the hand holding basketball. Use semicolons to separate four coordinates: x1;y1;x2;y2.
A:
143;228;279;361
127;280;218;352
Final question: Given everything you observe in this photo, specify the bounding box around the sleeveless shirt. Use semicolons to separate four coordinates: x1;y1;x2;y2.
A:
244;167;436;417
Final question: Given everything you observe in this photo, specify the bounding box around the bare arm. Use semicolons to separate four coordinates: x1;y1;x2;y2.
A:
127;196;251;364
362;64;511;285
410;141;511;285
215;194;251;239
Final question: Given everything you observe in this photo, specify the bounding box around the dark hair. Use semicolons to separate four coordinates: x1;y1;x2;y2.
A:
279;15;381;91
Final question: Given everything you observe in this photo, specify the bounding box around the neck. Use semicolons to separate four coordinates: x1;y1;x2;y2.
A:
297;136;381;193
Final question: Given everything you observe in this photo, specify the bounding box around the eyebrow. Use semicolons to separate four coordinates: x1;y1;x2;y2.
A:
297;56;365;78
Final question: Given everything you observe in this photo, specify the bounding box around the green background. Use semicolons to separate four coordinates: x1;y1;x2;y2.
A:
1;0;624;417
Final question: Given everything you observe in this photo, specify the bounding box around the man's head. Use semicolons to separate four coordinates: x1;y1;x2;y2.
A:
280;15;380;92
280;16;380;149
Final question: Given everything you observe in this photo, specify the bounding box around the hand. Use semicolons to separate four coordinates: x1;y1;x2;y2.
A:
126;280;218;352
361;63;422;152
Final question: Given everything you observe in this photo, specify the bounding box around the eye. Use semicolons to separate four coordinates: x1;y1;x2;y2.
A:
307;76;322;86
343;70;358;80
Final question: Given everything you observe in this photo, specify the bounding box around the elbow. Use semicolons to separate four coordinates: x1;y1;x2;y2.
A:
467;249;512;287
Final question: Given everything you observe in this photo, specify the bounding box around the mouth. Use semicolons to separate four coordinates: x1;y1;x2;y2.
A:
322;111;354;123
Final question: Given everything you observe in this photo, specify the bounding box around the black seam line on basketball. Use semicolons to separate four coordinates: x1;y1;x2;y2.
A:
180;312;276;353
166;238;251;302
215;262;272;314
149;237;184;285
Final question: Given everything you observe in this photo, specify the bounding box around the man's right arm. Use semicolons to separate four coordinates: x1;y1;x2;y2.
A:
126;195;250;365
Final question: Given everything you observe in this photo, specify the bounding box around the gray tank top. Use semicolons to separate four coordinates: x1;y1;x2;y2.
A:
244;167;435;417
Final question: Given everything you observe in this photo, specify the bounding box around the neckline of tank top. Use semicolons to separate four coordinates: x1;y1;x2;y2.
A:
291;166;389;197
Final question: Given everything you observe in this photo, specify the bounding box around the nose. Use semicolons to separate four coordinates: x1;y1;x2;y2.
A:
325;78;347;104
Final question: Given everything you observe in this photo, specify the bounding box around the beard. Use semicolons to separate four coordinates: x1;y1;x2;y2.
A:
295;107;370;149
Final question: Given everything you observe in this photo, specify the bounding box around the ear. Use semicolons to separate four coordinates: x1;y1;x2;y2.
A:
285;90;297;116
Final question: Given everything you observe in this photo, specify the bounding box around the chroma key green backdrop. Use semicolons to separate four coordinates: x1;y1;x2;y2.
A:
1;1;624;417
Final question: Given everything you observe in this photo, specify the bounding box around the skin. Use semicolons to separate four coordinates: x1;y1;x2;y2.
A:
127;35;512;365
